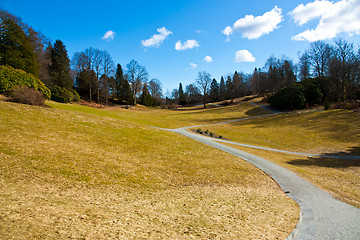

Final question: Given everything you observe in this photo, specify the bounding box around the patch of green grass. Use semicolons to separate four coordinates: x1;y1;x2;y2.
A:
0;100;298;239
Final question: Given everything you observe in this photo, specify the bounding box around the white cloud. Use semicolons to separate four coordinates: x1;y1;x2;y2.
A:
235;50;256;62
290;0;360;42
289;0;334;26
222;6;283;40
175;39;199;51
141;27;172;47
190;63;197;68
204;56;213;63
102;30;116;41
185;62;198;70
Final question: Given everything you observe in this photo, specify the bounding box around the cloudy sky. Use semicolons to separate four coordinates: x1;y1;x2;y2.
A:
1;0;360;93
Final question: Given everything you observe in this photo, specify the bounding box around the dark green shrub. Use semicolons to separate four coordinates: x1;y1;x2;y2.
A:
268;84;305;110
52;85;80;103
51;93;66;103
10;86;45;106
0;65;51;99
301;78;323;107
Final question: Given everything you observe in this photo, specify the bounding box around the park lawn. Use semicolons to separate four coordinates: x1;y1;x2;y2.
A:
47;98;271;129
0;99;298;239
225;145;360;208
204;109;360;155
203;109;360;208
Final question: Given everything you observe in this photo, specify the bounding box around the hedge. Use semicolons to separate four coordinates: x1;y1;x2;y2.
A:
0;65;51;99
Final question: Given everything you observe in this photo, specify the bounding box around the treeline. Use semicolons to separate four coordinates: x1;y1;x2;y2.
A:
0;10;163;106
171;39;360;110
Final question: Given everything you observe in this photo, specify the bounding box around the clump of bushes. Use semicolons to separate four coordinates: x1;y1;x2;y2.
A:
0;65;51;99
268;84;306;111
195;128;224;139
10;86;45;106
51;85;80;103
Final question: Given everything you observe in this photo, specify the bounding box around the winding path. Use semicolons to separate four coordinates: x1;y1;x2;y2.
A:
159;109;360;239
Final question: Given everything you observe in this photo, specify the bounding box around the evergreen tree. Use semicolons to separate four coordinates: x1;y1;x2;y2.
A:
226;76;234;100
49;40;72;90
233;71;243;97
179;83;186;105
219;76;226;100
115;64;133;105
75;69;97;100
209;78;219;102
140;84;153;106
0;18;39;76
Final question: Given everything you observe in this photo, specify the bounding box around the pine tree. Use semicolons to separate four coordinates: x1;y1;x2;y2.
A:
0;18;39;76
209;78;219;102
140;84;153;106
115;64;133;105
179;83;186;105
219;76;226;100
226;76;234;100
49;40;72;90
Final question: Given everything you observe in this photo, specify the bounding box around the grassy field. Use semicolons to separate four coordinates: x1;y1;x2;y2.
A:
47;98;270;129
0;99;298;239
203;109;360;208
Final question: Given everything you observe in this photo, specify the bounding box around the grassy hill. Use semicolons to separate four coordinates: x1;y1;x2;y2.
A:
0;98;298;239
204;108;360;207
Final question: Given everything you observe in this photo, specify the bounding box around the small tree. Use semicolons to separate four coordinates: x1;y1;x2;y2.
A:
209;78;219;102
196;71;212;108
140;84;153;106
49;40;72;90
179;83;186;105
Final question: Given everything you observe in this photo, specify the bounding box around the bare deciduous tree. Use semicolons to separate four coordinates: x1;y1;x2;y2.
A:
196;71;212;108
126;60;148;104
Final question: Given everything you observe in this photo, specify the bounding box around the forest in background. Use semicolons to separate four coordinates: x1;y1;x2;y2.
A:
1;9;359;110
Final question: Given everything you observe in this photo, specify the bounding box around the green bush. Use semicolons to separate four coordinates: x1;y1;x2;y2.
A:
301;78;323;107
52;85;80;103
10;86;45;106
268;84;306;110
0;65;51;99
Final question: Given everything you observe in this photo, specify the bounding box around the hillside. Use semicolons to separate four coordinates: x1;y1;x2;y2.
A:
0;98;298;239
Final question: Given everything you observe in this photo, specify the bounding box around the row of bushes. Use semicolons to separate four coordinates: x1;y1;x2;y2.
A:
0;65;51;99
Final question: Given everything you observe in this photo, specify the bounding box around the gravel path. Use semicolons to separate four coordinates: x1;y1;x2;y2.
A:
168;127;360;239
157;106;360;239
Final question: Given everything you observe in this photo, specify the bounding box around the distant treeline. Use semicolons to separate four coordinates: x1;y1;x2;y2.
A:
0;10;162;106
1;9;359;110
172;39;359;110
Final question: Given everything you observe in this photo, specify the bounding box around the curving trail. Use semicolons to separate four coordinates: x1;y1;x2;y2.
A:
158;109;360;240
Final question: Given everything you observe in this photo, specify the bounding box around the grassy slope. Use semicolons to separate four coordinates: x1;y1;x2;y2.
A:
0;100;298;239
47;99;270;129
205;109;360;208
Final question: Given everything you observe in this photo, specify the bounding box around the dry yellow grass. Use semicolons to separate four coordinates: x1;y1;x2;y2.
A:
0;99;298;239
47;98;271;129
205;109;360;154
202;108;360;208
225;145;360;208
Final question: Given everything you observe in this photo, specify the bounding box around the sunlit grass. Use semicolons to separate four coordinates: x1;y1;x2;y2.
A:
0;99;298;239
205;109;360;208
225;145;360;208
205;109;360;154
47;99;271;129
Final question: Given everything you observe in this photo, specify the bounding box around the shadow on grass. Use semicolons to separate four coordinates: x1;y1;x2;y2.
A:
288;147;360;168
244;106;273;117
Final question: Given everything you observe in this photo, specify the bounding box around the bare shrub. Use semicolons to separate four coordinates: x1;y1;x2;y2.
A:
10;86;45;106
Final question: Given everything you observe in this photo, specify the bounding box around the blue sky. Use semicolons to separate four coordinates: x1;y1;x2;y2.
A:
1;0;360;94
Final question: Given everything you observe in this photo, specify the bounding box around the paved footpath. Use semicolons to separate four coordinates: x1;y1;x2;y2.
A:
160;124;360;240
